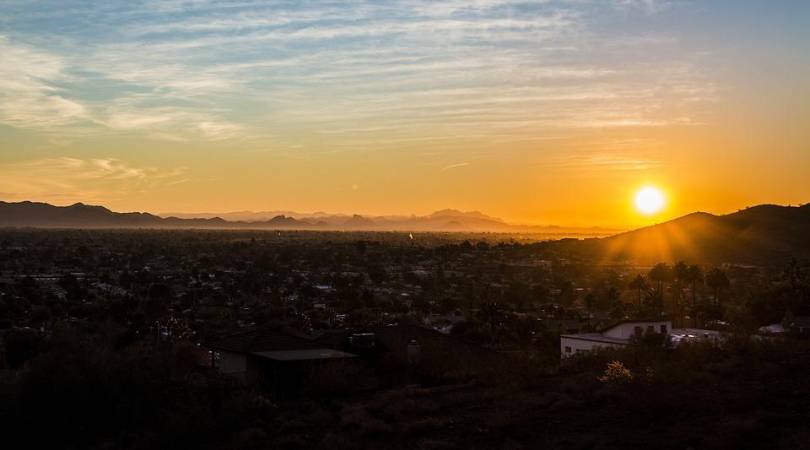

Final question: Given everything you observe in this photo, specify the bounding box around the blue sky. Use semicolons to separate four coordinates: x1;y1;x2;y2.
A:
0;0;729;140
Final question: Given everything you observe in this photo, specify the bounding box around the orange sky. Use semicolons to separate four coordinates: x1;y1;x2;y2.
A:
1;1;808;228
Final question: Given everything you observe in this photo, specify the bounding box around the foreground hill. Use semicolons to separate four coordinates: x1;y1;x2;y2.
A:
5;328;810;450
562;203;810;264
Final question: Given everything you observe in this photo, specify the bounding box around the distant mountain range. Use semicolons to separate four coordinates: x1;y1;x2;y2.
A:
2;200;809;262
0;201;614;235
0;201;229;228
558;203;810;264
158;207;526;231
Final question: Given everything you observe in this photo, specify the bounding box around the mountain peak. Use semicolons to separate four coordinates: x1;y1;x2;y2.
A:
344;214;375;226
429;209;501;222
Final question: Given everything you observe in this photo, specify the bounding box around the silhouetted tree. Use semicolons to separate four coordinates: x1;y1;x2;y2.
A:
59;272;83;302
673;261;690;323
648;263;673;297
706;267;730;308
604;286;622;318
628;274;648;309
685;265;703;308
479;302;501;341
584;292;595;328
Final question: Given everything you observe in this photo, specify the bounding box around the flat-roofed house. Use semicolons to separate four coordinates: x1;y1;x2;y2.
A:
208;328;357;389
560;319;672;358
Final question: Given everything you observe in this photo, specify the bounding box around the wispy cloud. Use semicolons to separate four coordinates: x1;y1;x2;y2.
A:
547;152;663;172
613;0;673;14
0;36;87;128
0;157;189;203
0;0;714;145
441;162;470;172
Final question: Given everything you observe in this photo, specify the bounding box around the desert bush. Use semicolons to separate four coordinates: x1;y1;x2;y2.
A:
598;361;633;385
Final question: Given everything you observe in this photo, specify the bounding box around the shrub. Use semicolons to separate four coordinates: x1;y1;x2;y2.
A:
598;360;633;385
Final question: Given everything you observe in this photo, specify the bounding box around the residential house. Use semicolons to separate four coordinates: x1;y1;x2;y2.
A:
208;328;357;389
560;319;671;358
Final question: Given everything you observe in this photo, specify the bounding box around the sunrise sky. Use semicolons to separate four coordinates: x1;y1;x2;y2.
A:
1;0;808;228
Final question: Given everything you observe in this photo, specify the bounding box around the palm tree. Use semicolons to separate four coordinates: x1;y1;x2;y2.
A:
680;265;703;327
606;286;621;309
647;263;673;317
673;261;690;324
648;263;674;296
674;262;689;294
605;286;624;319
705;267;730;307
628;274;648;310
686;265;703;309
584;292;595;328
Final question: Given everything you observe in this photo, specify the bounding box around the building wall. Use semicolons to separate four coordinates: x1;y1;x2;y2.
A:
219;351;247;375
603;321;671;340
560;337;623;358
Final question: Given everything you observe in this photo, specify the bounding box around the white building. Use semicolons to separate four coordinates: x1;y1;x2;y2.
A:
560;320;672;358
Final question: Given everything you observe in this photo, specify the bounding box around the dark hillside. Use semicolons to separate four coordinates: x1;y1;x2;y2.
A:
560;204;810;264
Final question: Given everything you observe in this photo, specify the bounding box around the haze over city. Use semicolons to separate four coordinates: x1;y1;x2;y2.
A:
2;0;808;227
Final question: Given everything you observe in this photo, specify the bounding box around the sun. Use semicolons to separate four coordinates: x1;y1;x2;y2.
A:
634;186;666;215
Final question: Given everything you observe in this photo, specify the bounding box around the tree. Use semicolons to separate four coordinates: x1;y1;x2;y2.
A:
479;302;502;340
598;361;633;385
679;264;704;325
673;261;690;323
674;262;689;296
628;274;648;309
557;280;575;306
59;272;83;302
505;281;530;312
647;263;673;297
531;284;548;304
606;287;625;319
685;265;703;308
705;267;730;308
584;292;595;328
604;286;621;310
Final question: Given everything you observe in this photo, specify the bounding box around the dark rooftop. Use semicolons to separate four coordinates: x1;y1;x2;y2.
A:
251;349;357;361
208;328;325;353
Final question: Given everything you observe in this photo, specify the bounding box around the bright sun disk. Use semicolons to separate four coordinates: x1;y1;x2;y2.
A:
635;186;666;215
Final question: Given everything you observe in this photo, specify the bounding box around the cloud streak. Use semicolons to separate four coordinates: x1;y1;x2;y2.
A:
0;157;189;204
0;0;715;145
0;36;87;128
441;162;470;172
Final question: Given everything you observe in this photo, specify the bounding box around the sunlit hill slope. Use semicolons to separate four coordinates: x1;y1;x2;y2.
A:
562;204;810;264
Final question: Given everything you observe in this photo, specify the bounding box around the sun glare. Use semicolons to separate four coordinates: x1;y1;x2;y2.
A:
635;186;666;215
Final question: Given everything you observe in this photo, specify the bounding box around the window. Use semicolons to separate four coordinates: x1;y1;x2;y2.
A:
565;346;572;353
660;324;668;334
634;326;643;336
646;325;654;334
